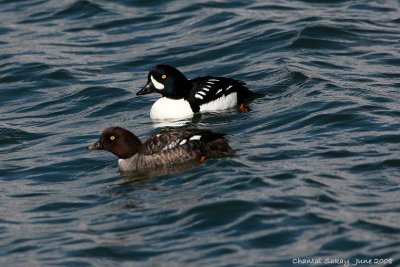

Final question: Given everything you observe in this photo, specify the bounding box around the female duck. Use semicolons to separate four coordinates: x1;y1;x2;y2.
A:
89;127;234;172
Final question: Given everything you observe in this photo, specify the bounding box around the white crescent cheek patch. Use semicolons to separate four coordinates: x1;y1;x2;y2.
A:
151;75;165;90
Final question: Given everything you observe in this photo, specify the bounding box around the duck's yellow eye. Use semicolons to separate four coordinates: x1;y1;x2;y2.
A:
110;135;115;141
161;74;167;79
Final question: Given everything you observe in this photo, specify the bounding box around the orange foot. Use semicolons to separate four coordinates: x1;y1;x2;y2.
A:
199;155;207;164
239;103;251;112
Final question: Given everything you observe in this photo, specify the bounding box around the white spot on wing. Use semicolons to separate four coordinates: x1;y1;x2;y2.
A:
216;89;222;95
189;135;202;141
195;94;204;100
198;91;206;96
226;85;233;90
151;75;164;90
208;79;219;82
179;139;187;145
163;141;178;150
203;88;210;91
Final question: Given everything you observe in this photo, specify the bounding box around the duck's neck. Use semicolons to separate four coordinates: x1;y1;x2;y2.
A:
118;154;139;172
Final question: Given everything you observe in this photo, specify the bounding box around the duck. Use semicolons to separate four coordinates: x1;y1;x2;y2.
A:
136;64;256;120
88;126;234;172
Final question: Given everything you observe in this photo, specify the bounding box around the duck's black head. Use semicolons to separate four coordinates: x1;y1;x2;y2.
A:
88;127;142;159
137;64;191;99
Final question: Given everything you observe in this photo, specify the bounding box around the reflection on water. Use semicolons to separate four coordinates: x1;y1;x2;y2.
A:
120;160;202;182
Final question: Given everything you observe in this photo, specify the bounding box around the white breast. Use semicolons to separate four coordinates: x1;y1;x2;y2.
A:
150;97;194;120
200;92;237;112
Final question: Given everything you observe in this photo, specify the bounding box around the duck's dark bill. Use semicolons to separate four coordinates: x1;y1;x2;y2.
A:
88;142;103;150
137;82;156;95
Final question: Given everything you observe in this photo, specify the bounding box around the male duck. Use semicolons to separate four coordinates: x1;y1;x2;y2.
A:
137;64;255;120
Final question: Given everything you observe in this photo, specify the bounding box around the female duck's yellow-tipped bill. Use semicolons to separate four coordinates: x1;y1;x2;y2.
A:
88;141;103;150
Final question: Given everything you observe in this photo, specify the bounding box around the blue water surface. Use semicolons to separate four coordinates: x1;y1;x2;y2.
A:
1;0;399;266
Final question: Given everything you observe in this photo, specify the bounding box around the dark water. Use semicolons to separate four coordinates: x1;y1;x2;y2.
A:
1;0;400;266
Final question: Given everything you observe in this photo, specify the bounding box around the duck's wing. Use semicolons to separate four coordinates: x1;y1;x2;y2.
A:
140;128;226;156
186;76;252;111
137;128;233;168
